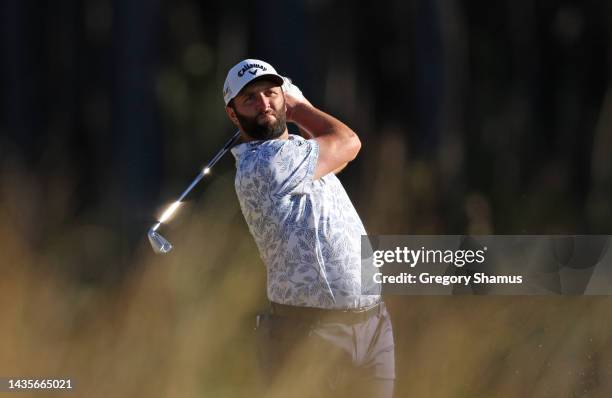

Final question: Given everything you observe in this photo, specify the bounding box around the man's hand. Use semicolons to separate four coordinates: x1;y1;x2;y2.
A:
282;77;314;139
282;77;313;123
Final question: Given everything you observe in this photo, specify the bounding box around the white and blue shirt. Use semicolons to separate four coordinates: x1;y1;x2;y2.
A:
231;134;380;309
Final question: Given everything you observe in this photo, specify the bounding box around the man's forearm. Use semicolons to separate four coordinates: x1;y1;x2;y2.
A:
288;102;361;179
332;164;348;174
289;103;357;141
296;125;314;139
289;104;353;174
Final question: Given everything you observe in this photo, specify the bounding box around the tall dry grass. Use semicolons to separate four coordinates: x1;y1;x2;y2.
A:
2;167;612;397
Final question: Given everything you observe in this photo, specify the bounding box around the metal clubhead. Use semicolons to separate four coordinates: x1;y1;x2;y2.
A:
148;228;173;254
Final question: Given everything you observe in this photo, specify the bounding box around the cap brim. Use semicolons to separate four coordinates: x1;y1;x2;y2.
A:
246;74;284;87
236;74;283;97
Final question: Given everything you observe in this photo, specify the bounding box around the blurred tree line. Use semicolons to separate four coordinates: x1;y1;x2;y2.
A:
1;0;611;280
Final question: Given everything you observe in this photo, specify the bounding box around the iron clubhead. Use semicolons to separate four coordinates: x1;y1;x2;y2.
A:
148;228;173;254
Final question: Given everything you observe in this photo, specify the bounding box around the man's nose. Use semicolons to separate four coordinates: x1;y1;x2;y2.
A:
254;93;270;111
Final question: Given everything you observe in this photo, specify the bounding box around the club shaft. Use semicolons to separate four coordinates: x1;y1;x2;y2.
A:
177;173;205;202
148;128;241;254
207;131;241;169
176;131;241;202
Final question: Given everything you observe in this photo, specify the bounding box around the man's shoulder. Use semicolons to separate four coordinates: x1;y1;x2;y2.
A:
233;135;315;165
233;134;319;197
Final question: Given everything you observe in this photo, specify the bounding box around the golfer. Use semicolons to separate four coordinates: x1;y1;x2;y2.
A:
224;59;395;397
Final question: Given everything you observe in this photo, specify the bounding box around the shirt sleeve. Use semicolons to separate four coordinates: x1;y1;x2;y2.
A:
255;137;319;198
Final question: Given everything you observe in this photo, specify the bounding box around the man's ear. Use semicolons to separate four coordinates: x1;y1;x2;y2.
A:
225;105;241;128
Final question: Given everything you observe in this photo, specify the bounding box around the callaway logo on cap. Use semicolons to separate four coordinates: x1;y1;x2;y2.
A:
223;59;284;105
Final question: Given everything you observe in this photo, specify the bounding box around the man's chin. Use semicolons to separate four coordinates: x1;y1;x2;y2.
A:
235;109;287;140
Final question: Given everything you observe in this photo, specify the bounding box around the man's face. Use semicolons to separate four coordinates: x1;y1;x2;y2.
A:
226;79;287;140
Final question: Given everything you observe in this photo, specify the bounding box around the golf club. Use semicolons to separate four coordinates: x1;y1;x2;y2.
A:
147;130;241;254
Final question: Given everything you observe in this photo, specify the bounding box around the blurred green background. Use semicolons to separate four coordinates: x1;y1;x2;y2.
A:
1;0;612;396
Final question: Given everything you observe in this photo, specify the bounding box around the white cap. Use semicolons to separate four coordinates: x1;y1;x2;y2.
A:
223;59;284;105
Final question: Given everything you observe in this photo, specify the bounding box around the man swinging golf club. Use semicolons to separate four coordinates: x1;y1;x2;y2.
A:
225;59;395;397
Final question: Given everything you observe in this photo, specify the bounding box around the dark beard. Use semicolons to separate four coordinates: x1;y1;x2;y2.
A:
234;107;287;141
